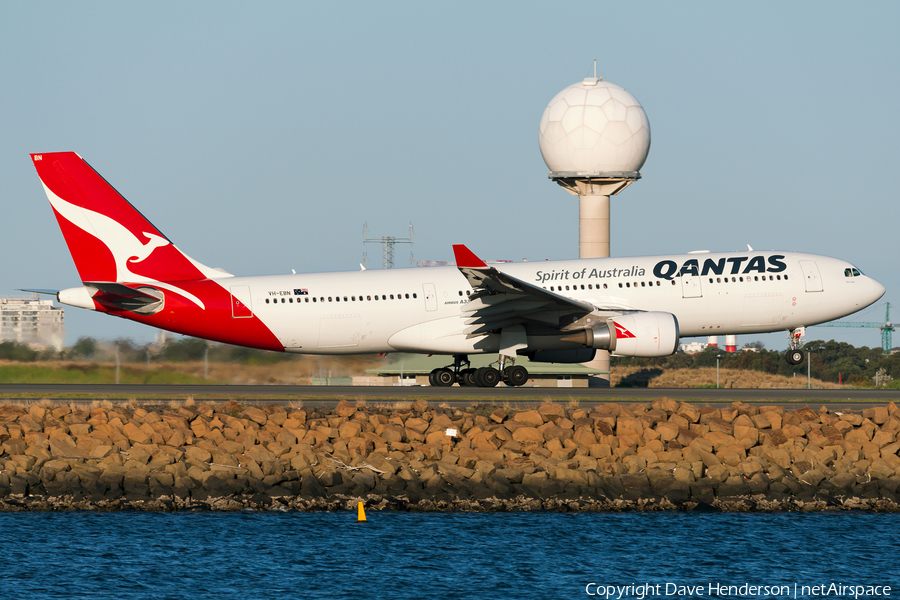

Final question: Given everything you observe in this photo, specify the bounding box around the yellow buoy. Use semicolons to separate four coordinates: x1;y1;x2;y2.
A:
357;501;367;523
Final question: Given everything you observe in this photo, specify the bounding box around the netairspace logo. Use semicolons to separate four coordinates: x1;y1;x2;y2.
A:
584;582;892;599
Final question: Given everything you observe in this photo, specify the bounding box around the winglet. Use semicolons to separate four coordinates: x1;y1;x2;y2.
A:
452;244;488;268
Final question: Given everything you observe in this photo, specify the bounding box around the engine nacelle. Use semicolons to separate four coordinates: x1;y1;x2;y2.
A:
562;312;680;358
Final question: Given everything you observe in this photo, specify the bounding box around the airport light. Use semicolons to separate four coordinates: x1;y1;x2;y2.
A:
716;355;722;389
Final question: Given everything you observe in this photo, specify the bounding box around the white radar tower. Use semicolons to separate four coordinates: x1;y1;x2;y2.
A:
539;62;651;385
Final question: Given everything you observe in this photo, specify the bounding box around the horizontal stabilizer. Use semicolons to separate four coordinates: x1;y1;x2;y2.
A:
84;282;165;313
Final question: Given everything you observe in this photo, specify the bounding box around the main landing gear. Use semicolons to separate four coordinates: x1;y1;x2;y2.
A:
784;327;806;365
428;354;529;387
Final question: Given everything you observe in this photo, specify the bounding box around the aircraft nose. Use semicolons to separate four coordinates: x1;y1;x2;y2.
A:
870;277;886;304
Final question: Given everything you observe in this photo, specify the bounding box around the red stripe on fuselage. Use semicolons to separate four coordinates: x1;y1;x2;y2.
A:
107;280;284;351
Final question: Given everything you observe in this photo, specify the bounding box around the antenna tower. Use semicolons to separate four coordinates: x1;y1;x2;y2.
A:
362;223;414;269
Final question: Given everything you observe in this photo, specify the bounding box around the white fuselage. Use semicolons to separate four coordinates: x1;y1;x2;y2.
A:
224;251;884;355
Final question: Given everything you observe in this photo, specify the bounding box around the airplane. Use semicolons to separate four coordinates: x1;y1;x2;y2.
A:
28;152;885;387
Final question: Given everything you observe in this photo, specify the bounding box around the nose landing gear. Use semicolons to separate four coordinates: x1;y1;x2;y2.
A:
785;327;806;365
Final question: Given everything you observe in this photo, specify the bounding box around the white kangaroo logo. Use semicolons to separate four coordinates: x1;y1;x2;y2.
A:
44;183;206;309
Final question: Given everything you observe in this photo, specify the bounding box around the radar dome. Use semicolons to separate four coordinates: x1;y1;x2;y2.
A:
539;78;650;174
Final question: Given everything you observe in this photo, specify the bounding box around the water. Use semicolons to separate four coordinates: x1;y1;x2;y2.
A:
0;511;897;599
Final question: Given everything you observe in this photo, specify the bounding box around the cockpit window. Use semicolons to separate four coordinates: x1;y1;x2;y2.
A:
844;267;863;277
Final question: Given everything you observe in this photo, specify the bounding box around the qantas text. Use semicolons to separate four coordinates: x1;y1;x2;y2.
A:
653;255;786;280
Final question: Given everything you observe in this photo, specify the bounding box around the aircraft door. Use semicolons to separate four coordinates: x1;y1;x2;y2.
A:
422;283;438;311
230;286;253;318
799;260;823;292
681;274;702;298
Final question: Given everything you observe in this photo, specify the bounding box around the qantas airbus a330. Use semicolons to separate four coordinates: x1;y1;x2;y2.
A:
28;152;884;386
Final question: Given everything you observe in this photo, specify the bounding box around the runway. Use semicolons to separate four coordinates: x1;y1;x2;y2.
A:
2;383;899;408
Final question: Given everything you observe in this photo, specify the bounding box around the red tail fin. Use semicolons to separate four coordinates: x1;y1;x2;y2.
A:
30;152;221;284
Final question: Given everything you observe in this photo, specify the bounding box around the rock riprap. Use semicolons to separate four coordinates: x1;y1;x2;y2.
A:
1;398;899;512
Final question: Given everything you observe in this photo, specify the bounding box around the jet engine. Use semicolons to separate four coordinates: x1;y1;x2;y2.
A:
561;311;679;358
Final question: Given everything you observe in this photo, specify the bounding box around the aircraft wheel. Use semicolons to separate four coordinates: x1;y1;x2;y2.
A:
458;368;476;386
505;365;529;387
434;367;455;387
474;366;500;388
785;349;805;365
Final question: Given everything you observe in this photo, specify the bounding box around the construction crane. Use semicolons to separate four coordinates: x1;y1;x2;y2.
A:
811;302;895;355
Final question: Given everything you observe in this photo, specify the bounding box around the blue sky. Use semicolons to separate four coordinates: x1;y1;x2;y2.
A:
1;2;897;353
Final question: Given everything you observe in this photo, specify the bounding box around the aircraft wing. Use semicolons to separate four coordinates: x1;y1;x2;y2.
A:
453;244;618;337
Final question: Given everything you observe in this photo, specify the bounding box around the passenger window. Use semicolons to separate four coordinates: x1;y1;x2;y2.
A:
405;293;409;299
785;275;789;280
626;283;630;288
641;282;645;287
618;283;623;288
458;291;463;296
414;293;418;298
390;295;394;300
382;295;386;300
603;284;608;289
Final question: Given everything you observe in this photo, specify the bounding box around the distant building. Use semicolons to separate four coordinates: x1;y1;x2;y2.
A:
680;341;707;354
0;296;65;351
